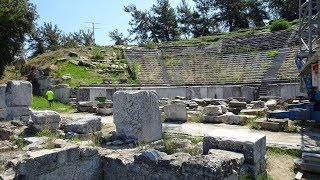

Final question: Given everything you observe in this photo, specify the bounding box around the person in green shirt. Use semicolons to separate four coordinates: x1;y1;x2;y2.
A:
46;88;54;107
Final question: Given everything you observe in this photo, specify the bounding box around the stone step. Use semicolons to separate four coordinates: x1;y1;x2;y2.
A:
294;159;320;174
302;152;320;163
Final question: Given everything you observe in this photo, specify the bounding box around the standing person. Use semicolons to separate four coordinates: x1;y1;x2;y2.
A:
46;88;54;107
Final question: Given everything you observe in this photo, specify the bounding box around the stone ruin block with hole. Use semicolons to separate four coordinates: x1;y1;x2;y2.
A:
113;90;162;142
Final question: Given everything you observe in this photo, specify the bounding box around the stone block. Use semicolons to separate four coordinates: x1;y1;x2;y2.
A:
96;108;113;115
6;106;32;120
229;100;247;108
31;110;61;124
208;149;245;170
203;133;266;165
5;81;32;106
65;116;101;134
113;90;162;142
97;101;113;108
252;101;265;109
30;110;61;131
294;159;320;174
223;112;248;125
203;105;222;116
202;115;224;123
0;84;6;109
0;108;7;120
240;108;266;116
164;103;187;122
254;118;288;132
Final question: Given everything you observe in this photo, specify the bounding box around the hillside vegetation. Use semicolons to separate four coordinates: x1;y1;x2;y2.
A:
0;19;298;87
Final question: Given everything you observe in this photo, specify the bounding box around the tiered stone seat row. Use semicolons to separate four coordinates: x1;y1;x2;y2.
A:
161;48;274;85
277;46;300;80
220;30;299;53
124;50;165;84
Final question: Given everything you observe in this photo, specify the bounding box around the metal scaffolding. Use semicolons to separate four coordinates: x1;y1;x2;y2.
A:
299;0;320;58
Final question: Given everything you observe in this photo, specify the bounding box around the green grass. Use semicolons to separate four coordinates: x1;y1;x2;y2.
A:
31;96;74;113
69;137;81;143
9;135;26;149
267;147;302;158
56;62;104;87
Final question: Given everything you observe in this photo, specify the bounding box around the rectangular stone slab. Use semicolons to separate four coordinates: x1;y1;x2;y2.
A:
113;90;162;142
5;81;32;107
203;132;266;165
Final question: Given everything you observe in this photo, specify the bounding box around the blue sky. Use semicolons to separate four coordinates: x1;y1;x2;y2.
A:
29;0;194;45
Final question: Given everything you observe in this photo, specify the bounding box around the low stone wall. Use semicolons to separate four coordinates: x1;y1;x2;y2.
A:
14;146;101;180
102;149;239;180
77;83;304;102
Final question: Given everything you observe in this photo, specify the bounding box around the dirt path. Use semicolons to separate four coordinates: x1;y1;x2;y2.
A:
60;113;320;152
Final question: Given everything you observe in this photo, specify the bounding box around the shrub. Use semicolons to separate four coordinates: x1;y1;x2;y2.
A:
129;60;141;80
270;19;290;32
143;41;158;49
9;135;26;149
266;50;279;58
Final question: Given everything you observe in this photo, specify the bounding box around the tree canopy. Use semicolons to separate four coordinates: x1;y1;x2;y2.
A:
0;0;37;77
124;0;300;43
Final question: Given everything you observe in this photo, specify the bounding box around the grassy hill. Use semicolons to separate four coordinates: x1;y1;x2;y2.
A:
0;19;299;86
0;45;138;87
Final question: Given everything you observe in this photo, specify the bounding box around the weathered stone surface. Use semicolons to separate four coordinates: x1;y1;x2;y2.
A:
203;105;223;116
0;108;7;120
203;132;266;177
252;101;265;109
0;84;6;109
294;159;320;174
223;112;248;125
65;116;101;134
97;101;113;108
208;149;245;170
103;149;239;180
78;101;97;107
240;108;266;116
254;118;288;132
30;110;61;131
164;103;187;122
113;90;162;142
14;146;101;180
229;100;247;108
202;115;224;123
5;81;32;106
265;99;277;109
96;108;113;115
6;107;32;120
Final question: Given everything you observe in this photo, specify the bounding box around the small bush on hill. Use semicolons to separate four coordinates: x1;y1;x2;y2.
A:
270;19;290;32
266;50;279;58
143;41;158;49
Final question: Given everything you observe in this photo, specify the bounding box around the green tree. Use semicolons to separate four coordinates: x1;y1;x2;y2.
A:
267;0;305;21
246;0;269;27
177;0;194;38
109;29;128;45
150;0;180;42
124;4;150;44
0;0;37;77
213;0;249;32
192;0;218;37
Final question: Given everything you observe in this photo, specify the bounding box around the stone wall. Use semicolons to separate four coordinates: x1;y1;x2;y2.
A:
0;81;32;121
13;146;101;180
102;149;239;180
77;83;304;102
